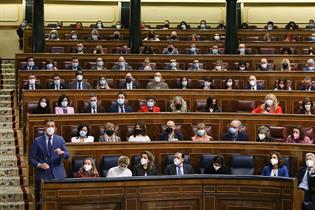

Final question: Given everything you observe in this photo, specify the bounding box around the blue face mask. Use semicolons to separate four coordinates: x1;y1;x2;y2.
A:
197;129;205;136
229;127;237;134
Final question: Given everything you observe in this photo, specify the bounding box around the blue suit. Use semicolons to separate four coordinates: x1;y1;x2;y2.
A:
29;134;70;182
107;103;133;113
261;165;289;177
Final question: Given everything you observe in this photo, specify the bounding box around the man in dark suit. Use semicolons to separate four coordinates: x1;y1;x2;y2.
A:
107;92;133;113
81;94;105;113
222;120;248;141
23;74;41;90
111;56;132;70
119;73;137;89
300;77;315;91
67;71;91;89
160;121;183;141
68;57;82;71
47;74;66;90
21;57;39;70
29;119;70;210
244;75;264;90
164;152;193;175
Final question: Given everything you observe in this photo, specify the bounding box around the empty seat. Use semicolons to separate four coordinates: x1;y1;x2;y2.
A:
281;156;291;176
260;48;276;54
131;155;141;172
49;47;65;53
229;155;255;175
101;155;120;177
269;126;287;142
195;100;207;112
237;100;255;113
199;154;215;174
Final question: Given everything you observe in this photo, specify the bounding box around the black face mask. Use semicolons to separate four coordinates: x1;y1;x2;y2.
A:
114;35;120;39
125;77;132;83
165;127;173;134
282;63;289;69
105;130;114;136
175;104;182;110
134;129;142;135
171;35;177;40
168;47;173;52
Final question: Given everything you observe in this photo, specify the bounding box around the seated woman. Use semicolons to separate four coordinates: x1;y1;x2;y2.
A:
107;156;132;178
92;45;105;54
169;96;189;112
75;158;99;178
99;122;121;142
54;94;75;114
261;151;289;177
128;123;151;142
286;126;313;144
204;155;229;174
296;97;314;115
32;97;51;114
224;78;236;90
191;123;213;142
143;31;160;41
256;126;272;142
280;58;291;71
46;29;59;40
96;76;111;89
203;96;221;112
274;78;291;90
133;151;158;176
202;77;214;90
212;60;227;71
252;93;283;114
71;124;94;143
179;77;190;89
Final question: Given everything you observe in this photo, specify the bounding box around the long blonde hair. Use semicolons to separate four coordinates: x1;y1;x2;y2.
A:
263;93;279;109
81;158;99;175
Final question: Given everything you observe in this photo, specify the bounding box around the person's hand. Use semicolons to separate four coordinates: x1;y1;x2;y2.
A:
39;163;50;170
55;148;64;156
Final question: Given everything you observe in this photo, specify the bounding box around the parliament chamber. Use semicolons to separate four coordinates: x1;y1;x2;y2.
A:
2;0;315;210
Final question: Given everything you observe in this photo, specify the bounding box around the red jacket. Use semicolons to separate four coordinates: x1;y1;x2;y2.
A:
252;104;283;114
139;105;160;112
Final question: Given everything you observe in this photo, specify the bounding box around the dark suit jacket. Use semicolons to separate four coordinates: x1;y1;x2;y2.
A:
244;84;264;90
164;163;193;175
300;85;315;91
22;65;39;70
23;83;41;89
107;103;133;113
222;131;248;141
67;81;91;89
159;132;183;141
81;103;105;113
119;82;137;89
204;164;229;174
47;83;66;90
29;134;70;183
132;164;159;176
67;66;82;71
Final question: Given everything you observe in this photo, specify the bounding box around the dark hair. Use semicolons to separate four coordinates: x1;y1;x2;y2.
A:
291;126;304;140
276;77;288;90
140;150;155;171
179;77;189;88
76;124;90;137
142;45;154;54
206;96;218;109
281;47;292;54
267;21;274;25
146;96;156;101
212;155;224;165
224;77;235;89
38;97;49;107
57;94;70;107
133;122;146;137
180;21;187;26
26;56;33;61
302;97;313;109
44;119;54;125
75;71;83;76
268;151;284;167
52;74;60;79
72;57;78;61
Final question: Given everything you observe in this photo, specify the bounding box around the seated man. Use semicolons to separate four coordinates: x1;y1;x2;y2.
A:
303;59;315;72
94;57;106;70
165;59;181;70
139;96;160;112
67;71;91;90
168;31;179;41
87;29;101;41
138;57;155;70
68;57;82;71
159;121;183;141
47;74;66;90
164;152;193;175
209;44;220;55
162;43;179;55
244;75;264;90
146;72;169;89
81;94;105;113
187;43;199;55
22;57;39;70
71;43;85;54
237;43;249;55
120;45;129;55
119;72;137;89
300;76;315;91
23;74;41;90
222;119;248;141
187;59;203;71
107;92;133;113
257;58;273;71
111;56;132;70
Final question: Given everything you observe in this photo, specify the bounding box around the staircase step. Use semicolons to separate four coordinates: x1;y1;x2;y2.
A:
0;91;12;95
0;187;24;202
0;157;18;168
0;122;14;129
0;177;20;187
0;168;19;177
0;101;12;108
0;146;16;156
0;130;15;138
0;108;12;116
0;201;25;210
0;116;13;123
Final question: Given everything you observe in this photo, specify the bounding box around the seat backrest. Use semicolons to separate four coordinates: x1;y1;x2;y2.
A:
269;126;287;142
199;154;215;174
101;155;120;177
230;155;255;175
260;47;276;54
281;156;291;176
72;156;95;177
237;100;255;113
49;47;65;53
131;155;141;172
303;127;314;140
195;100;207;112
27;101;38;113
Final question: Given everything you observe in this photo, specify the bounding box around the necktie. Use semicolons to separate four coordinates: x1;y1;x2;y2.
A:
63;109;67;114
78;82;82;90
252;87;254;90
177;166;183;175
56;85;59;90
120;106;124;113
47;136;52;157
93;107;96;113
31;84;34;90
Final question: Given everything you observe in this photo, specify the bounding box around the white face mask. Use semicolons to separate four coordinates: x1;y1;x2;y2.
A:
61;101;68;107
204;81;211;87
266;99;273;106
214;35;220;41
147;101;154;107
79;130;87;137
140;158;148;165
29;79;36;85
154;76;161;83
239;48;245;54
229;127;237;134
173;158;181;166
97;61;103;67
116;24;121;29
249;80;256;86
239;66;246;71
28;61;34;67
197;129;205;136
99;79;106;86
77;47;83;52
76;75;83;81
215;65;222;71
83;164;92;172
72;35;78;40
40;102;47;108
258;133;266;140
117;98;125;105
46;127;55;136
119;165;127;171
170;62;177;68
92;35;98;40
46;63;53;69
261;63;268;69
213;164;221;171
270;158;278;165
306;160;314;168
54;79;60;85
181;81;188;87
226;81;233;87
90;101;97;108
143;65;152;71
305;104;312;111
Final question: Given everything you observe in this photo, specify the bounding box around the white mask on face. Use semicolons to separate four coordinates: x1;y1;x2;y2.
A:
116;24;121;29
72;35;78;40
181;81;188;87
249;80;256;86
40;102;47;108
213;164;221;171
305;104;312;111
261;63;268;69
119;165;127;171
154;76;161;83
79;130;87;137
143;65;152;71
28;61;34;67
270;158;278;165
140;158;148;165
266;99;273;106
306;160;314;168
99;79;106;86
76;75;83;81
226;81;233;87
46;127;55;136
97;61;103;67
147;101;154;107
258;133;266;140
92;35;98;40
117;98;125;105
46;63;53;69
90;101;97;108
173;158;181;166
83;164;92;172
239;48;245;54
229;127;237;134
29;79;36;85
54;79;60;85
239;66;246;71
215;65;222;71
61;101;68;107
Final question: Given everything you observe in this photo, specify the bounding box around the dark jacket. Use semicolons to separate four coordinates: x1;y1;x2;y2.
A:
244;83;264;90
107;103;133;113
132;164;159;176
81;103;105;113
204;164;229;174
118;82;137;89
47;83;66;90
23;83;41;90
159;132;183;141
164;163;193;175
31;106;51;114
222;131;248;141
300;85;315;91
